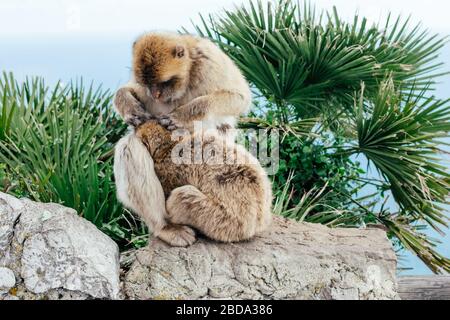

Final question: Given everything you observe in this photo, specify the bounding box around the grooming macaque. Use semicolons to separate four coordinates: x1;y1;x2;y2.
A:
135;121;272;243
114;32;258;246
114;32;252;135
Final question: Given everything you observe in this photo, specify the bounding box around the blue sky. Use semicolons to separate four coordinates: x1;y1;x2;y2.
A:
0;0;449;274
1;0;450;35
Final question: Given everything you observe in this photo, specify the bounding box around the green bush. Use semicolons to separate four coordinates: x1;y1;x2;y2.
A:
193;0;450;272
0;72;147;249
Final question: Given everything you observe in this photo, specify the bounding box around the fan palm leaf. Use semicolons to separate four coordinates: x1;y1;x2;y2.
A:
192;0;448;119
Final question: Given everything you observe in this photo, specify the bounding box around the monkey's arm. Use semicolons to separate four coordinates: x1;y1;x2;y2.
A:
114;84;154;127
166;90;250;128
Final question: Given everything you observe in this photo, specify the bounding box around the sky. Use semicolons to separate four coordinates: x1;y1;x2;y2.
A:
0;0;449;275
0;0;449;36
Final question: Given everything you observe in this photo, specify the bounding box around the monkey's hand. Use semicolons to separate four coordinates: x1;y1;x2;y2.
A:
157;224;196;247
157;114;184;131
125;110;156;128
114;86;154;127
158;100;206;131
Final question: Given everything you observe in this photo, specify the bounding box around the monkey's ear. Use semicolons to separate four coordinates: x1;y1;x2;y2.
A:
173;45;185;58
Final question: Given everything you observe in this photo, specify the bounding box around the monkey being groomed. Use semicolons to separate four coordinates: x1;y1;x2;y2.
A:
114;31;271;246
116;121;272;245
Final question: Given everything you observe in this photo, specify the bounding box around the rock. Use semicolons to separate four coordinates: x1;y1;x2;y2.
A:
124;216;398;300
1;192;400;300
0;192;120;300
0;193;23;253
0;267;15;294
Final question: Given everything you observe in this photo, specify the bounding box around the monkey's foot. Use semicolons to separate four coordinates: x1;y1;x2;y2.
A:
157;224;196;247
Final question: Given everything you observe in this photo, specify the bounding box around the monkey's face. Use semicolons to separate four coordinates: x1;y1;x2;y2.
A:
133;34;191;103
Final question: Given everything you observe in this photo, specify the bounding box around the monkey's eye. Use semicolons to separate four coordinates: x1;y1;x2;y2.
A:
160;77;178;87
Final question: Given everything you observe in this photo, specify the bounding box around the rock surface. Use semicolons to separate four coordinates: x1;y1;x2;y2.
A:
0;192;120;300
1;192;400;300
0;267;15;294
124;216;398;300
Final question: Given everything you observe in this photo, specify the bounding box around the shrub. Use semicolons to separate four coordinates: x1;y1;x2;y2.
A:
192;0;450;272
0;72;146;249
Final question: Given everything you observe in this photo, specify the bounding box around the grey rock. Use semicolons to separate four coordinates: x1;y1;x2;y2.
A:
1;192;400;300
124;216;398;300
0;193;23;255
0;267;15;294
0;192;120;300
2;294;20;300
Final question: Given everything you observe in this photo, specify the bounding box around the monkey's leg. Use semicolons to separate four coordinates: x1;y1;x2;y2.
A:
114;133;196;247
166;185;257;243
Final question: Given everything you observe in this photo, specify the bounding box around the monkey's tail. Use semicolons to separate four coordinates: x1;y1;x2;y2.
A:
114;132;168;232
166;185;261;242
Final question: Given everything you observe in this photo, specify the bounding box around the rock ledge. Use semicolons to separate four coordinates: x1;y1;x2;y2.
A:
124;216;398;300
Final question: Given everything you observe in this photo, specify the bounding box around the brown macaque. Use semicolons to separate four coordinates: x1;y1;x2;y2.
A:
114;32;255;246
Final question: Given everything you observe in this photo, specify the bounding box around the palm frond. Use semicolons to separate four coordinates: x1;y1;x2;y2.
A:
273;172;362;226
381;214;450;273
238;116;318;138
192;0;448;119
353;79;450;269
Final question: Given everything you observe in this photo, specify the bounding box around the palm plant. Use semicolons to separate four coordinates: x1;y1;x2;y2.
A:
191;0;450;272
192;0;447;120
353;81;450;272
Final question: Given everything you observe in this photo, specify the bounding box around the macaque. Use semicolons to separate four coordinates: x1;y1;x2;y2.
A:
131;120;272;243
114;32;256;246
114;32;251;137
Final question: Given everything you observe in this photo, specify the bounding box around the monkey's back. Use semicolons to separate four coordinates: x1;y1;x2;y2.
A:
136;122;264;201
137;122;272;229
153;131;270;213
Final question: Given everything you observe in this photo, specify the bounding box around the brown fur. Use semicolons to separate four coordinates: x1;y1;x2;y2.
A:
133;34;192;96
135;121;272;243
114;32;255;247
114;32;251;129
